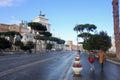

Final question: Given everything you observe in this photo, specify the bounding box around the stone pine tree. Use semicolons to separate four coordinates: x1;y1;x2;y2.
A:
28;22;47;53
112;0;120;58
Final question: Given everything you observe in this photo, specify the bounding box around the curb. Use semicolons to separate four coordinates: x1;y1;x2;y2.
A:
95;55;120;65
106;59;120;65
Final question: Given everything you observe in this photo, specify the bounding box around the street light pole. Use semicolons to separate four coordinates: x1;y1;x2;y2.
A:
76;30;78;51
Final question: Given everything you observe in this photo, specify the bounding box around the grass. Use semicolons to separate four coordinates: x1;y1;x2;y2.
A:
84;51;120;63
107;57;120;63
103;53;120;63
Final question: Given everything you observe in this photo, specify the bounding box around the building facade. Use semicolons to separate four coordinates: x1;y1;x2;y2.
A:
0;23;23;33
32;13;51;32
109;36;116;53
66;40;82;51
0;13;65;52
9;24;22;33
0;24;9;32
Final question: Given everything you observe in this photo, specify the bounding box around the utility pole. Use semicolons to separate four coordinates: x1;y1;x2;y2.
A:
112;0;120;58
76;29;78;51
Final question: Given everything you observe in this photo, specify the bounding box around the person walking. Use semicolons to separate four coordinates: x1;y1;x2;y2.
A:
88;51;95;71
98;49;105;70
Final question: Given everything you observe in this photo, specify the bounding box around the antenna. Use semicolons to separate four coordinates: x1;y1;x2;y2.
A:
39;11;42;16
39;11;45;17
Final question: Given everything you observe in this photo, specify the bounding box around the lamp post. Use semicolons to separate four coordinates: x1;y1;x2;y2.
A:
76;29;79;51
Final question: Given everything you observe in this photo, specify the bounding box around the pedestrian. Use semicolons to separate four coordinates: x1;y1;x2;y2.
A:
29;49;32;54
98;49;105;70
88;51;95;71
78;50;81;54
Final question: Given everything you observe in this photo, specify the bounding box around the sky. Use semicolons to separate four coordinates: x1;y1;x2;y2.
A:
0;0;119;45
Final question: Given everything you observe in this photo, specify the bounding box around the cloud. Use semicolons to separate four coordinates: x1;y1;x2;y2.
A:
10;16;16;19
9;20;21;24
0;0;23;7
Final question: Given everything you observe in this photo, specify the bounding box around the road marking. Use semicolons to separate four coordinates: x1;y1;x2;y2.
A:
58;54;74;80
0;54;66;77
0;55;31;61
0;54;45;61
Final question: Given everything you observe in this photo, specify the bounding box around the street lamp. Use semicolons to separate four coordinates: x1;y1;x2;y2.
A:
76;30;78;51
75;24;79;51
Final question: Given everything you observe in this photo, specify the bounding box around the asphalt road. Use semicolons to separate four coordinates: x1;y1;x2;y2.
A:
0;51;76;80
1;51;120;80
67;52;120;80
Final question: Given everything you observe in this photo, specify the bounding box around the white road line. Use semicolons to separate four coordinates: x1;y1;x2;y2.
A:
63;62;73;80
58;54;73;80
0;55;30;61
0;55;63;77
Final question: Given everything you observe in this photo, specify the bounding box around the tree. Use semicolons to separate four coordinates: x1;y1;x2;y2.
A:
14;41;23;51
14;41;22;46
20;41;34;52
39;31;52;37
74;24;97;33
28;22;47;53
46;43;53;50
38;31;52;50
28;22;47;32
26;41;35;49
0;31;22;44
0;37;12;52
83;31;111;52
35;36;65;50
74;24;97;42
77;32;93;41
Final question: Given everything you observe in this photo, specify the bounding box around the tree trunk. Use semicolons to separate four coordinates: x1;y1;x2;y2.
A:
112;0;120;58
